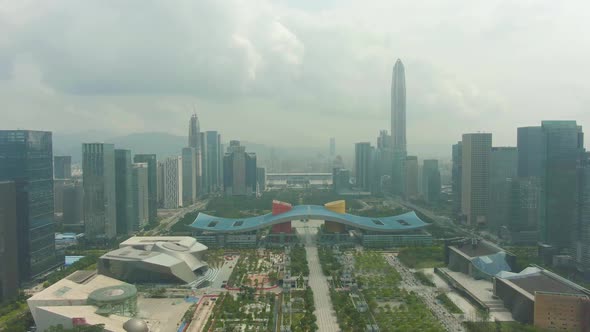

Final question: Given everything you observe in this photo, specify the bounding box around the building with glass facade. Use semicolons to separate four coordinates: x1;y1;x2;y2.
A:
83;143;117;240
182;147;197;205
0;130;60;279
223;141;257;196
0;181;19;302
461;133;492;226
452;142;462;215
354;142;373;192
202;131;222;194
115;149;134;235
422;159;441;203
133;154;157;223
132;163;149;231
53;156;72;179
489;147;517;232
540;121;584;248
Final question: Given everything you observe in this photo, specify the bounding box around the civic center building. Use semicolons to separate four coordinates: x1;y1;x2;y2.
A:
189;200;432;248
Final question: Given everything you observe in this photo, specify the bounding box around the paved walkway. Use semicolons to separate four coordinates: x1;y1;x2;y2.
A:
300;226;340;332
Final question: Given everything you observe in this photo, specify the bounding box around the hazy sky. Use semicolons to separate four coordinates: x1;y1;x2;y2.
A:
1;0;589;156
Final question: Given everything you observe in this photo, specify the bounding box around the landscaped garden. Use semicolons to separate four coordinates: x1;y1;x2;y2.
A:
203;291;277;331
397;245;445;269
324;250;446;332
280;288;317;332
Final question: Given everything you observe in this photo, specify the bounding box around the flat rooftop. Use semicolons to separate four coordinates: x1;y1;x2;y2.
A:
510;273;586;296
451;242;502;258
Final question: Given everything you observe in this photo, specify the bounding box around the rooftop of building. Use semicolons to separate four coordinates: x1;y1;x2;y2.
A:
190;203;428;233
450;239;504;258
120;236;207;251
497;267;589;298
28;271;128;302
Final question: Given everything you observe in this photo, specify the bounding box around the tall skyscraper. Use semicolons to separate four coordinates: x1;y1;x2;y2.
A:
355;142;373;191
157;161;164;207
182;147;197;205
405;156;419;198
391;59;406;151
461;133;492;226
83;143;117;240
0;130;59;279
133;154;157;223
188;113;201;150
132;163;149;231
422;159;441;203
540;121;584;247
62;181;83;226
115;149;134;235
0;181;19;302
188;114;201;196
517;127;544;178
452;142;463;214
489;147;518;231
203;131;222;193
223;141;257;196
575;153;590;277
163;156;183;209
53;156;72;179
374;130;393;194
391;59;407;196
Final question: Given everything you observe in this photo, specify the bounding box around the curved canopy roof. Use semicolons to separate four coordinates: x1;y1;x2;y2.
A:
188;205;429;233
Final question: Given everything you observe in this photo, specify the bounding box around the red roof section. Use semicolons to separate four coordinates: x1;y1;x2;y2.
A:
272;200;292;216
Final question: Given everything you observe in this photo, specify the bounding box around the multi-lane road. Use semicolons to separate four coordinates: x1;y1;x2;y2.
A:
385;254;465;332
146;199;208;236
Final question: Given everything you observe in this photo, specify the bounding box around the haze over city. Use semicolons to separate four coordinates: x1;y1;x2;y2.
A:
1;0;589;157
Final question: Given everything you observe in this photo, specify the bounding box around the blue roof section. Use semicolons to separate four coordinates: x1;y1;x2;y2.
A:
188;205;429;233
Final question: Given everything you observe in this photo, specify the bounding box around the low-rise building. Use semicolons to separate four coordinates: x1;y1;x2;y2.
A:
98;236;208;284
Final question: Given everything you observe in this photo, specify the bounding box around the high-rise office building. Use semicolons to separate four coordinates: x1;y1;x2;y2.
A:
157;161;164;208
391;59;407;197
62;181;83;226
517;127;544;178
132;163;149;231
133;154;157;223
0;181;19;302
0;130;59;279
223;141;257;196
182;147;197;205
355;142;373;191
201;131;222;193
391;59;406;151
333;168;351;193
198;132;207;194
373;130;393;194
256;167;266;193
188;114;202;196
575;153;590;278
115;149;134;235
461;133;492;226
422;159;441;203
452;142;463;214
540;121;584;247
405;156;419;198
163;156;183;209
188;114;201;150
53;178;72;214
83;143;117;240
489;147;518;231
53;156;72;179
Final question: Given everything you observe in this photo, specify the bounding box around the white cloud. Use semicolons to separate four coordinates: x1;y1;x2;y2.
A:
0;0;588;154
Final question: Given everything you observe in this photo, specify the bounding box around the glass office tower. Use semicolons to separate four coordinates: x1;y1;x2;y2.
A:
0;130;59;280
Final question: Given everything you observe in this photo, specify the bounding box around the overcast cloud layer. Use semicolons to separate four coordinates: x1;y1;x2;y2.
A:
1;0;589;157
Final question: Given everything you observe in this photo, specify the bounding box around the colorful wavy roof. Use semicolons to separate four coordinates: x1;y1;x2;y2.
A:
188;203;429;233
